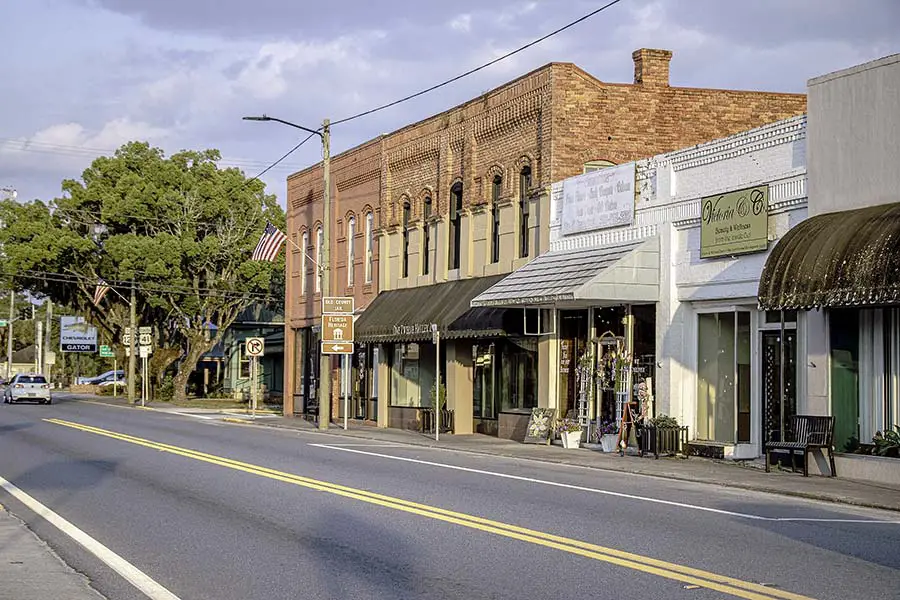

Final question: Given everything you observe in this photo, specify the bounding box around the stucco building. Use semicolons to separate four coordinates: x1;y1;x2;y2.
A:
285;48;808;432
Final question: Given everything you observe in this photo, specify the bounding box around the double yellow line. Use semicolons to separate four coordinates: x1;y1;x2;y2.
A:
45;418;816;600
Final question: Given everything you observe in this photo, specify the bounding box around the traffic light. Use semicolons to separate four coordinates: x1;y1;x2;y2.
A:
18;305;34;321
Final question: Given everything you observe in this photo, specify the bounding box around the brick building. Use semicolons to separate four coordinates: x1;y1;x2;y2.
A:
285;48;807;432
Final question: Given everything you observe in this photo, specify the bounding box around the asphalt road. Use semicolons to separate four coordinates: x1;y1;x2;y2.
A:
1;394;898;600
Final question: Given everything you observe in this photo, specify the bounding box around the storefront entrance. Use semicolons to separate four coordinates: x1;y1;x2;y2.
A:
760;320;797;444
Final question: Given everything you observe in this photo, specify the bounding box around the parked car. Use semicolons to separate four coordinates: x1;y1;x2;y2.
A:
76;370;125;385
3;373;52;404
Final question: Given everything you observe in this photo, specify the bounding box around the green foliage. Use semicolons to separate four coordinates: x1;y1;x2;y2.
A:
873;425;900;458
649;414;680;428
430;381;446;410
0;141;285;399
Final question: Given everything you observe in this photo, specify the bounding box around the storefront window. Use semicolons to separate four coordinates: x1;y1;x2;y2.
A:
500;338;538;412
697;311;751;443
389;343;435;407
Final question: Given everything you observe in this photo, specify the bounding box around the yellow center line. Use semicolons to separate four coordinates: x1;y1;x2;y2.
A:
45;418;817;600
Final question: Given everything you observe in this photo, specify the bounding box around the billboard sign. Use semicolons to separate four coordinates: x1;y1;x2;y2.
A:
60;316;98;353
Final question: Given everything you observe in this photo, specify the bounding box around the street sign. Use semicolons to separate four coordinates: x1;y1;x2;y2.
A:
139;345;150;358
139;333;152;346
0;320;7;327
245;337;265;357
99;345;114;358
321;341;353;355
322;314;354;343
45;351;56;366
322;296;354;314
123;333;130;345
138;326;152;335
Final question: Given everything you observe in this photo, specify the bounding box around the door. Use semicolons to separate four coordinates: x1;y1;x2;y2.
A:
761;330;797;443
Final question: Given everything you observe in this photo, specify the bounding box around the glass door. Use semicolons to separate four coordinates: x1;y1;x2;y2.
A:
761;329;797;443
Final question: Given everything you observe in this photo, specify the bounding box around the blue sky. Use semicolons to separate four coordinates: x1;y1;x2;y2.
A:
1;0;898;206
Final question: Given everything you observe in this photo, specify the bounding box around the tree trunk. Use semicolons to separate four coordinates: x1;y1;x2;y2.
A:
171;337;214;403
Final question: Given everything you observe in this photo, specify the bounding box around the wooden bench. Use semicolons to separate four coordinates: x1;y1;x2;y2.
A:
765;415;836;477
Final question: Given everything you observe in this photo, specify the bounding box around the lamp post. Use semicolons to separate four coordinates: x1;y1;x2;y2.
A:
243;115;332;430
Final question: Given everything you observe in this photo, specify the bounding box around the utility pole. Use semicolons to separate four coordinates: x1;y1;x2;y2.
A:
44;301;52;381
128;281;136;404
6;291;13;381
319;118;332;430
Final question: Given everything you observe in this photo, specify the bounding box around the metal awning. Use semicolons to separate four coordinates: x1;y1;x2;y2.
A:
471;237;660;307
355;275;509;343
758;202;900;310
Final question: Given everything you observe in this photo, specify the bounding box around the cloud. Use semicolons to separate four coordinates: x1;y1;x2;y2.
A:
449;14;472;33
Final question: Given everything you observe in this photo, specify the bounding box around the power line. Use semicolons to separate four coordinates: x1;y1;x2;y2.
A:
242;131;318;185
331;0;626;126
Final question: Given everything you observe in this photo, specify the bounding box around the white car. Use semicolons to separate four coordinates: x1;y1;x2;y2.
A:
3;373;52;404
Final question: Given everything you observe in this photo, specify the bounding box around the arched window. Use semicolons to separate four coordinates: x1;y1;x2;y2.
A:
301;230;309;294
584;159;616;173
315;225;323;293
364;212;374;284
491;175;502;263
449;183;463;270
401;202;411;278
422;196;432;275
346;216;356;287
519;166;532;258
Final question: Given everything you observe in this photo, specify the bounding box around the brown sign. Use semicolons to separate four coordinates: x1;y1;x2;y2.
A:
321;341;354;355
322;314;354;343
322;296;354;314
700;185;769;259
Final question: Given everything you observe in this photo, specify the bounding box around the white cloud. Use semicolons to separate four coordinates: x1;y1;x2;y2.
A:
449;14;472;33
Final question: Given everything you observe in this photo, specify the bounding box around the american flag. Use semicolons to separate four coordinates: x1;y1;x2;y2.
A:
252;222;287;262
93;279;110;305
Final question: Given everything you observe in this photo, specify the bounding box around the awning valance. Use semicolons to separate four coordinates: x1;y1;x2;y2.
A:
471;237;659;307
758;202;900;310
355;275;509;343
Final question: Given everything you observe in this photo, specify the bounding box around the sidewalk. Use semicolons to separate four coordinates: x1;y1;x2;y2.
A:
221;412;900;513
0;505;105;600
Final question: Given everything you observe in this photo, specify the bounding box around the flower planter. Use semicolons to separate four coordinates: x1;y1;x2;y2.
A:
560;430;582;449
600;433;619;453
639;425;690;458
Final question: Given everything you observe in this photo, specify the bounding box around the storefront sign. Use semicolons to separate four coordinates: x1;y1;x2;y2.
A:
393;323;434;336
700;185;769;258
560;163;636;236
60;316;98;353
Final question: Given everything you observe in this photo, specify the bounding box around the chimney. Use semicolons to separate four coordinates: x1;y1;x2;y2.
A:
632;48;673;87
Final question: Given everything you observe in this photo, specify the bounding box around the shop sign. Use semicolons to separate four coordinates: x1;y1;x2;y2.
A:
700;185;769;259
393;323;433;336
560;163;636;236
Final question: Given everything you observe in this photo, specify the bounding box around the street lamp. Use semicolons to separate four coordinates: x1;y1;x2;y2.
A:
243;114;332;430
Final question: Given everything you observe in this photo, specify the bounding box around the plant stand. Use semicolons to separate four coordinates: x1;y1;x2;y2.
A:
561;430;582;449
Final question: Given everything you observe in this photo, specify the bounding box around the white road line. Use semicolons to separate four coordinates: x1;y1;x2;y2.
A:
309;443;900;525
0;475;182;600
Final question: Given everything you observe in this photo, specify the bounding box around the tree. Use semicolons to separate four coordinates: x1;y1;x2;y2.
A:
0;141;285;401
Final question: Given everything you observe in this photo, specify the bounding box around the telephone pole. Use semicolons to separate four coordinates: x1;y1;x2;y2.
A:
6;291;13;381
242;114;332;429
128;281;136;403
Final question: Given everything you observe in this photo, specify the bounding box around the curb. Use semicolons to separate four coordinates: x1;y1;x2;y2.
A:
221;417;900;514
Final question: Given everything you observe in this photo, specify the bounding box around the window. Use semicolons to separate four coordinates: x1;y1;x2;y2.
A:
491;175;501;263
401;202;411;278
315;226;323;293
697;311;751;443
422;197;432;275
301;231;309;294
365;212;374;284
519;166;531;258
449;183;463;270
583;160;616;173
346;217;356;287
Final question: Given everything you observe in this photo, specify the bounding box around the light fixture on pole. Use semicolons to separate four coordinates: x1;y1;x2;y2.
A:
243;114;332;430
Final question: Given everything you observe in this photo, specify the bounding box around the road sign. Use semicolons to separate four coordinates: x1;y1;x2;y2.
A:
139;326;152;334
321;341;353;355
322;296;354;314
139;333;152;346
139;345;150;358
45;351;56;366
322;314;354;343
100;345;114;358
245;337;265;357
0;320;7;327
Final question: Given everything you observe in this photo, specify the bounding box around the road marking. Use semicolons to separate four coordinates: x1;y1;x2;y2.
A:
309;444;900;525
0;475;181;600
46;418;816;600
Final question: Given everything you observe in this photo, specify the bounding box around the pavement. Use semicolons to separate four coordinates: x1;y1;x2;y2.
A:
4;392;900;600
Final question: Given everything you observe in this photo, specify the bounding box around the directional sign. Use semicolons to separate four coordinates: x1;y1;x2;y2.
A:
0;320;7;327
99;345;114;358
322;296;354;315
321;341;353;355
245;337;265;357
322;314;354;343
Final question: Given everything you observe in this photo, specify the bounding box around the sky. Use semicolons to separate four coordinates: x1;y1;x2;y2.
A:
1;0;898;207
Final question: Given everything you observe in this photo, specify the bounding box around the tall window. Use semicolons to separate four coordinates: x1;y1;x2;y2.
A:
491;175;502;263
301;231;309;294
697;311;751;443
401;202;411;278
364;212;374;284
448;183;463;270
346;216;355;287
422;196;432;275
315;225;323;293
519;166;531;258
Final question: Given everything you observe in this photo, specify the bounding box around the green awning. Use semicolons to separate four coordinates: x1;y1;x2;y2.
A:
356;275;510;343
758;202;900;310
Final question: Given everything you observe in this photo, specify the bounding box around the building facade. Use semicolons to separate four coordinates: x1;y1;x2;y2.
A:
285;48;808;431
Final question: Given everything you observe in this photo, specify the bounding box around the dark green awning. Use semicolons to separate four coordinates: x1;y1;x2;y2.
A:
356;275;510;343
758;202;900;310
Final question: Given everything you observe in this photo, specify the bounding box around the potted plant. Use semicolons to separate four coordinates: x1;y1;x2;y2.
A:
557;418;583;449
594;420;620;453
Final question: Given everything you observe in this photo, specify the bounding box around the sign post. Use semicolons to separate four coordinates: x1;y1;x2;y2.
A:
245;337;265;419
321;297;355;430
432;323;440;442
